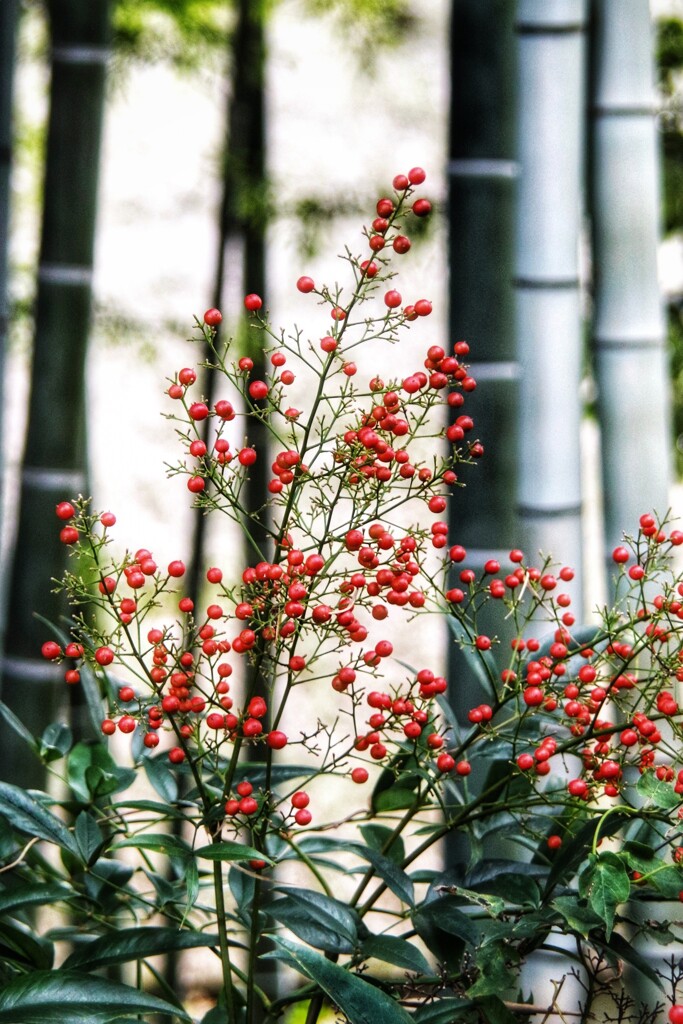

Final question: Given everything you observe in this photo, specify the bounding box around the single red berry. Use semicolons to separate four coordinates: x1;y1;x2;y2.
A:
100;512;116;527
455;760;471;776
179;367;196;385
360;260;379;278
206;566;223;584
95;646;114;667
118;716;136;734
547;835;562;850
238;447;257;466
475;635;491;651
204;308;222;326
384;289;402;308
249;380;268;401
187;476;205;493
669;1008;683;1024
393;174;409;191
60;526;79;544
168;747;186;765
244;294;263;311
101;719;116;735
408;166;426;185
118;686;135;702
168;560;186;577
376;198;394;216
294;808;312;826
351;767;369;784
189;402;209;421
291;791;309;809
393;235;411;254
412;198;432;217
612;546;629;564
267;730;288;749
414;299;432;316
56;501;75;520
320;336;337;353
436;752;455;773
41;640;61;660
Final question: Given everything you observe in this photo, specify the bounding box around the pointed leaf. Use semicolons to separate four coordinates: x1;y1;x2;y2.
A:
412;998;474;1023
0;783;78;856
74;811;105;865
637;771;680;809
195;841;272;864
361;934;430;974
143;754;179;804
271;886;358;946
0;701;37;754
359;825;404;865
269;936;413;1024
62;927;222;971
352;844;414;907
0;970;190;1022
578;853;630;939
39;723;72;763
267;895;355;954
595;930;665;991
413;898;480;946
544;811;632;895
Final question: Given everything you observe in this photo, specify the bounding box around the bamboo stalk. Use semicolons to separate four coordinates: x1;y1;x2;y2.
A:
515;0;588;618
0;1;111;786
589;0;670;586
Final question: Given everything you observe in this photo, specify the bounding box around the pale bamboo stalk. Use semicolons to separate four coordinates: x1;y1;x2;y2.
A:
589;0;671;583
515;0;587;618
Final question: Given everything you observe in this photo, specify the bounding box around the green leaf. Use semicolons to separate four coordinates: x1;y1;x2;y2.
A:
544;811;632;895
413;898;480;946
359;825;404;865
637;771;680;809
0;920;54;970
67;743;134;803
411;998;474;1023
143;754;179;804
228;866;254;927
0;970;190;1022
578;853;630;939
472;994;521;1024
38;723;72;763
269;886;358;951
74;811;105;866
360;934;430;974
115;833;193;867
195;841;272;864
62;927;222;971
467;943;518;998
0;883;73;916
551;895;603;937
0;783;78;856
352;844;414;907
0;701;37;754
268;936;413;1024
595;930;665;991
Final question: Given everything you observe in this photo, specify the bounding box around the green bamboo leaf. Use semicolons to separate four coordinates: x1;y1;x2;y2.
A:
361;934;430;975
74;811;105;865
268;936;413;1024
67;743;134;803
194;841;272;864
62;927;222;971
472;994;521;1024
0;920;54;970
413;898;480;946
115;833;193;866
551;895;603;937
0;970;190;1022
595;930;664;991
543;811;632;895
359;824;405;865
38;723;72;763
578;853;630;939
352;845;414;907
0;783;78;856
0;701;37;754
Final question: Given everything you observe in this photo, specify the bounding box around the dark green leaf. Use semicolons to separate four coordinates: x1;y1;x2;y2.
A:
269;936;413;1024
0;883;72;916
413;898;480;946
143;754;179;804
467;942;518;997
412;997;474;1023
595;929;665;991
267;895;355;954
359;825;404;865
74;811;105;865
0;701;37;754
373;786;421;812
551;895;602;937
39;723;72;762
578;853;630;939
195;841;272;864
0;783;78;856
472;994;520;1024
62;927;221;971
228;866;254;926
360;934;430;974
0;970;190;1022
352;844;414;907
544;811;632;896
0;921;54;970
67;743;134;803
270;886;358;947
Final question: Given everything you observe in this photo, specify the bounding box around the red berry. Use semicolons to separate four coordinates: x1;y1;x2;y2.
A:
100;512;116;527
60;526;79;544
291;791;309;809
249;381;268;401
376;198;394;216
408;166;426;185
168;560;186;577
207;566;223;584
414;299;432;316
244;294;263;311
101;719;116;735
95;646;114;667
296;276;315;293
41;640;61;660
351;767;369;784
204;308;222;326
455;760;471;776
393;236;411;256
384;289;402;308
118;716;136;734
547;835;562;850
412;198;431;217
267;730;288;749
393;174;409;191
360;260;379;278
612;546;629;564
56;501;75;520
436;753;455;773
238;447;257;466
294;808;312;826
670;1009;683;1024
168;747;186;764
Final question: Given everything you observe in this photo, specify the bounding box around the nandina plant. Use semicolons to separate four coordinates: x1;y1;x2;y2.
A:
2;168;683;1024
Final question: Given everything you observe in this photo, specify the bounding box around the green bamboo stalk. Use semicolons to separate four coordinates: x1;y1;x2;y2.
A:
0;0;111;787
589;0;671;585
515;0;587;619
